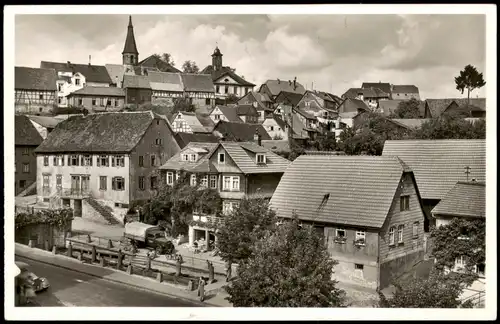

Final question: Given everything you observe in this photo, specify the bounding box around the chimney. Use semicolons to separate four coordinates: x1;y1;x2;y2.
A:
288;80;291;86
254;129;261;146
277;78;280;84
293;77;297;90
67;61;71;67
88;55;91;66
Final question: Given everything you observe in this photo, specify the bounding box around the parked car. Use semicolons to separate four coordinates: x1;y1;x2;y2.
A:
124;222;175;255
16;261;50;293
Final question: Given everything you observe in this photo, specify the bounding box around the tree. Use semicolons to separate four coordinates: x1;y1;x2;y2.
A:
455;64;486;116
226;217;346;307
317;131;337;151
152;53;176;71
216;198;278;263
172;97;196;114
378;270;473;308
182;60;199;73
414;112;486;140
390;98;422;119
225;94;239;105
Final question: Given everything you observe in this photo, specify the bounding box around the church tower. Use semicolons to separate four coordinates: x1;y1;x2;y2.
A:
122;16;139;66
211;46;223;71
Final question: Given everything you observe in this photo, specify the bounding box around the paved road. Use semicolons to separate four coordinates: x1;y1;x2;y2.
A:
15;256;200;307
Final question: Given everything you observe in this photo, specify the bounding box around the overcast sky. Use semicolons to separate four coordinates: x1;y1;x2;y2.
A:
15;14;486;99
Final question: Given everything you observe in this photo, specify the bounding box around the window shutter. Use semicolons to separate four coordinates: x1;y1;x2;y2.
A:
61;156;65;166
112;177;116;190
90;156;93;166
81;156;84;166
53;156;57;165
112;156;115;167
68;156;71;165
97;157;101;167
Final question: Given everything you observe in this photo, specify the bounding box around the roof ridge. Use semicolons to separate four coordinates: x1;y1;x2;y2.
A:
456;181;486;186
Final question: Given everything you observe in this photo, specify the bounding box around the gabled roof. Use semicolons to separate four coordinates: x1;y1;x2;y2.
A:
392;85;419;94
362;82;392;95
213;120;272;142
173;133;220;149
181;73;215;93
274;91;304;107
266;114;287;129
123;75;151;89
390;119;430;130
202;65;255;87
338;98;369;114
260;140;291;153
424;99;456;118
342;87;390;99
382;139;486;200
147;71;184;92
270;155;412;228
68;86;125;97
160;142;219;173
15;67;57;91
453;98;486;111
216;142;291;174
34;111;164;153
15;115;44;146
235;104;259;117
175;112;214;133
40;61;112;84
27;115;62;129
261;79;306;97
138;55;181;73
378;99;426;117
105;64;126;86
431;181;485;219
213;106;243;123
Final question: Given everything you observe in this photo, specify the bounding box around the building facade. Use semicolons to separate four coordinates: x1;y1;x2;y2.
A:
67;87;125;112
15;67;57;114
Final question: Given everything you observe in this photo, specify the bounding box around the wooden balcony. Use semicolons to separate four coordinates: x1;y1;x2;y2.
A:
192;213;224;227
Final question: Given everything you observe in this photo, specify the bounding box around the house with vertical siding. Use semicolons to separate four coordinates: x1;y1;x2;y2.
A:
269;154;427;290
159;141;290;250
66;86;125;112
15;67;58;114
15;115;44;196
33;111;180;225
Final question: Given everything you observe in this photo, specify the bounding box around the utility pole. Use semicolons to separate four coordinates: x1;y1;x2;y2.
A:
464;166;471;182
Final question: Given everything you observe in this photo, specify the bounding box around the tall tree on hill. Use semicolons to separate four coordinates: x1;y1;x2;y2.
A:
454;64;486;116
182;60;200;73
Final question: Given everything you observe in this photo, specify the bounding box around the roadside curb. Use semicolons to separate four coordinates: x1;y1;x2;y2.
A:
15;247;226;307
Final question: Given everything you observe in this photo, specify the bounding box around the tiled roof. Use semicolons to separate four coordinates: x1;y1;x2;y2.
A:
274;91;304;107
27;115;62;129
236;104;259;117
215;106;244;123
270;114;287;129
424;99;456;118
176;112;214;133
294;107;316;120
15;67;57;91
392;85;419;94
105;64;126;86
390;119;430;130
342;87;389;99
378;100;426;117
362;82;392;95
147;71;184;92
15;115;44;146
40;61;112;84
270;155;410;228
338;98;369;114
431;181;485;219
217;142;291;174
160;142;219;172
123;75;151;89
213;120;272;142
453;98;486;111
202;65;256;87
138;55;181;73
382;139;486;200
173;133;220;149
35;111;161;153
260;140;291;153
261;79;306;97
181;73;215;93
68;86;125;97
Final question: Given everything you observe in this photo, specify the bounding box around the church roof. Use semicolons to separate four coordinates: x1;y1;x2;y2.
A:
122;16;139;54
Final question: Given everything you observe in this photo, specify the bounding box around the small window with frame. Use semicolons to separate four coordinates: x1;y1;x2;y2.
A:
218;153;225;164
335;228;346;244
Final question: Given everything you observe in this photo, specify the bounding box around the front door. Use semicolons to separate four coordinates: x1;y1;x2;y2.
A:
71;176;80;195
73;199;82;218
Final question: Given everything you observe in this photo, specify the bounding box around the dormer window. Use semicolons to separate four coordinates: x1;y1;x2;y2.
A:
256;153;266;164
182;154;189;162
75;78;80;86
190;154;197;162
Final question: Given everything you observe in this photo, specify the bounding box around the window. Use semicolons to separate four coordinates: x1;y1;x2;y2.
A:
78;98;83;106
151;155;156;167
214;114;220;120
181;154;189;162
256;153;266;164
112;155;125;167
68;155;79;166
412;222;419;239
400;195;410;211
166;172;173;185
83;155;93;166
269;126;274;131
190;154;197;162
139;156;144;167
233;86;237;94
54;155;65;166
389;227;395;246
75;79;80;86
190;174;197;187
20;180;26;188
56;175;62;188
43;156;49;166
138;176;145;190
205;98;211;105
223;176;231;190
175;172;180;181
225;85;229;94
245;88;249;95
94;176;105;191
216;85;220;93
232;176;240;191
22;163;30;173
58;84;62;92
115;99;118;107
210;175;217;189
150;176;158;189
455;256;465;269
355;264;364;270
218;153;225;164
201;175;208;188
99;98;104;106
355;231;366;245
398;225;404;243
42;175;50;188
22;147;29;155
39;94;44;100
107;99;112;106
155;138;162;145
223;201;239;215
112;177;125;191
92;99;96;106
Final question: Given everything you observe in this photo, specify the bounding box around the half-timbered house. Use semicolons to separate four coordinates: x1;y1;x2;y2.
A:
15;67;57;114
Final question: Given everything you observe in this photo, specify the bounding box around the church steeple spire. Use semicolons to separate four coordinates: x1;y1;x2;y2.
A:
122;15;139;66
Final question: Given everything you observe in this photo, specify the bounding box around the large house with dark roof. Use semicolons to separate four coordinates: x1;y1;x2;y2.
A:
212;120;271;142
342;87;390;110
200;47;256;100
34;111;181;224
67;87;125;112
270;154;427;290
123;75;152;107
237;91;274;122
180;73;216;113
391;85;421;100
159;141;291;249
15;115;44;196
382;139;486;230
15;67;57;114
424;98;486;118
173;132;220;149
258;78;306;101
148;71;185;106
